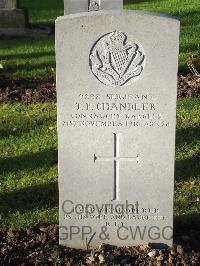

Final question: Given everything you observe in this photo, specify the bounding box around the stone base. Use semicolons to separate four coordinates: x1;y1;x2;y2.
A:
0;8;28;35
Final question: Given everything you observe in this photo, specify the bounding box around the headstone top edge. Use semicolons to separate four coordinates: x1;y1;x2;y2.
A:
56;10;180;23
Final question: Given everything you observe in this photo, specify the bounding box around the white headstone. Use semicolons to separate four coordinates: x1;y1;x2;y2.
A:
56;10;180;249
64;0;123;15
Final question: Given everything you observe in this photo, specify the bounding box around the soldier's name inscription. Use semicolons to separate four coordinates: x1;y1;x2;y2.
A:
75;102;156;111
62;92;170;128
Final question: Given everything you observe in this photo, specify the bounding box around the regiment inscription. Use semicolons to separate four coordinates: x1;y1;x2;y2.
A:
62;92;169;128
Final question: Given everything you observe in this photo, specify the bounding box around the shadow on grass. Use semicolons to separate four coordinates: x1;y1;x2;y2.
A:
20;0;63;28
174;214;200;230
176;126;200;146
0;149;58;174
124;1;200;30
0;182;58;216
0;36;54;50
174;10;200;27
180;42;200;55
175;155;200;181
0;118;56;138
124;0;164;5
175;126;200;181
3;61;55;74
0;51;54;61
174;214;200;250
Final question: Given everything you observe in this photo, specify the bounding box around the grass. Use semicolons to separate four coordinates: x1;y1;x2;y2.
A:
0;37;55;79
0;0;64;79
124;0;200;72
0;103;58;229
0;0;199;78
21;0;63;27
0;98;199;230
175;98;200;216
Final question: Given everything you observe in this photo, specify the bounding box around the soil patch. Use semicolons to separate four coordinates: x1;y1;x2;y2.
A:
0;223;199;265
0;79;56;104
0;75;199;104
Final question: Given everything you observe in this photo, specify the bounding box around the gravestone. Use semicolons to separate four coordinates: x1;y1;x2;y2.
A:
64;0;123;15
0;0;17;8
56;10;180;249
0;0;28;35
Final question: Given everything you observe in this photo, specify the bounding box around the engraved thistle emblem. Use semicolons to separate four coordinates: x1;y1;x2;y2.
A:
89;31;145;86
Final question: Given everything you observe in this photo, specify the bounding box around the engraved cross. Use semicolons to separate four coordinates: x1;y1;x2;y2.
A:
94;133;140;201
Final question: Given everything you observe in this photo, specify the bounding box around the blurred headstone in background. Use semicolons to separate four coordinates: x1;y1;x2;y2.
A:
0;0;28;35
0;0;18;8
64;0;123;15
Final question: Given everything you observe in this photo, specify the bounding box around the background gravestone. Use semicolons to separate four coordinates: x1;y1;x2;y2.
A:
0;0;17;8
0;0;28;35
56;10;180;249
64;0;123;15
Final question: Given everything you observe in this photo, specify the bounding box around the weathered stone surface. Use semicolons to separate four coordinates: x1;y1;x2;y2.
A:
56;10;180;249
64;0;88;15
64;0;123;15
100;0;123;11
0;9;27;28
0;0;18;9
0;0;28;35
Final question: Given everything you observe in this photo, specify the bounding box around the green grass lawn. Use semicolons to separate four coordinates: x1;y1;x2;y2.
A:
125;0;200;72
0;0;199;79
0;103;58;229
0;98;199;230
